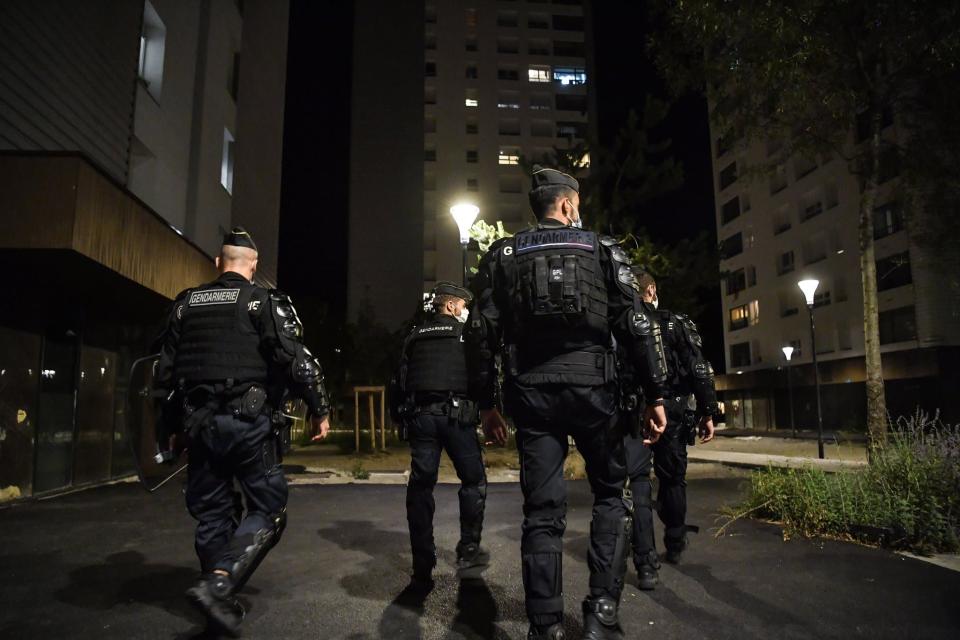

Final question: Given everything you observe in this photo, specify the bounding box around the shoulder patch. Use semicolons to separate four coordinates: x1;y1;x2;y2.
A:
188;288;240;306
515;229;595;254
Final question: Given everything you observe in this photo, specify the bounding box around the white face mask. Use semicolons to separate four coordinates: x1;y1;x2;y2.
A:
456;307;470;323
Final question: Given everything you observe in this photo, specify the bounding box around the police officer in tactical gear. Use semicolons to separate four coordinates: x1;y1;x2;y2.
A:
465;166;669;640
626;271;717;591
154;227;330;636
390;282;490;589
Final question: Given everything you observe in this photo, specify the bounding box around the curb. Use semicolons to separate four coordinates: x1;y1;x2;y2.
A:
687;450;867;472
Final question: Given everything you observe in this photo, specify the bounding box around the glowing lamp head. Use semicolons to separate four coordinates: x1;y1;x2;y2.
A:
782;346;795;361
798;279;820;306
450;203;480;245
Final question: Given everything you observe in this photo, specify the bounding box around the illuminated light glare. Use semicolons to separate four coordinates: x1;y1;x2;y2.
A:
465;98;479;107
100;367;106;375
782;346;794;361
798;279;820;306
450;203;481;244
736;370;744;375
41;369;56;379
17;409;27;424
837;249;845;254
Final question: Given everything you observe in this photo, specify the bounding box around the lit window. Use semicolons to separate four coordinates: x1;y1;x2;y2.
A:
498;149;520;165
138;0;167;100
553;67;586;85
221;128;235;195
528;65;551;83
465;98;479;107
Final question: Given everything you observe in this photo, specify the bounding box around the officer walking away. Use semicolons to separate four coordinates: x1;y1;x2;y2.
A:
154;227;330;636
465;166;669;640
625;271;717;591
389;282;489;590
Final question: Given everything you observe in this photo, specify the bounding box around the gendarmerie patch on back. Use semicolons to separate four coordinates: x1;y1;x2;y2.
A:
516;229;595;254
188;288;241;306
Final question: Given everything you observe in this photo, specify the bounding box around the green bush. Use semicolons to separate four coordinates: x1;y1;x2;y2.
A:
733;410;960;554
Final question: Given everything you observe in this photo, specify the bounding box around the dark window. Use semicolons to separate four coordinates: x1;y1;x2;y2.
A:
719;232;743;259
528;40;550;55
813;290;831;308
556;121;586;139
424;148;436;162
465;36;478;52
424;87;436;104
498;68;519;81
726;268;746;295
730;342;751;367
716;132;733;157
552;14;584;30
425;34;436;50
497;11;518;27
466;65;478;79
721;196;740;224
499;120;521;136
879;306;917;344
466;120;478;134
777;250;795;275
497;37;519;54
499;176;522;193
800;200;824;222
425;6;437;23
719;161;737;190
553;40;585;57
876;251;912;291
467;178;479;192
873;202;904;239
554;93;587;112
528;13;549;28
466;150;478;163
425;62;436;77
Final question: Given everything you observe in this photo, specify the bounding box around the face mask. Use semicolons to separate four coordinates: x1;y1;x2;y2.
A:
651;296;659;310
457;307;470;323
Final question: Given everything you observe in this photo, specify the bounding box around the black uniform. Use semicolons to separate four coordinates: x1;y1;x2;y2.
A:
466;211;668;636
625;309;717;565
154;269;328;592
391;304;487;580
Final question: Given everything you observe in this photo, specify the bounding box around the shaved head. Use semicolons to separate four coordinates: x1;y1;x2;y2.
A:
216;244;258;280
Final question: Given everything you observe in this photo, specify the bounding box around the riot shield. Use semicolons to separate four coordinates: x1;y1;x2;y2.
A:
126;353;187;492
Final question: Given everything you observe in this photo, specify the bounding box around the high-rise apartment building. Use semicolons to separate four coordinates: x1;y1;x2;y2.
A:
348;0;593;329
709;112;960;429
0;0;289;499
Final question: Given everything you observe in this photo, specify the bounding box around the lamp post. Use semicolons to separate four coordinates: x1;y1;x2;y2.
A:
798;279;825;459
450;203;480;286
781;345;796;438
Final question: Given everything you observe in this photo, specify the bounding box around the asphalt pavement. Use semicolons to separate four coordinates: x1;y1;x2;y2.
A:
0;475;957;639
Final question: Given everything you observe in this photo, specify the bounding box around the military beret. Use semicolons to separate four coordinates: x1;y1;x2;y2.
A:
222;226;258;251
531;164;579;193
432;281;473;303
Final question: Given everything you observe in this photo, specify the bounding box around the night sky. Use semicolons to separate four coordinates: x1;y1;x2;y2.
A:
278;0;723;367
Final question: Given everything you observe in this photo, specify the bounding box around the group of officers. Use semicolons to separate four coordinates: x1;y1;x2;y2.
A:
154;165;718;639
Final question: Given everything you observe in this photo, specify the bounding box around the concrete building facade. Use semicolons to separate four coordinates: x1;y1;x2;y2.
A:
0;0;289;500
709;112;960;429
347;0;593;329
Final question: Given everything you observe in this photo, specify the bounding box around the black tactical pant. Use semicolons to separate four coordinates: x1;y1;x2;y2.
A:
506;381;629;628
625;401;690;556
185;413;287;574
406;412;487;572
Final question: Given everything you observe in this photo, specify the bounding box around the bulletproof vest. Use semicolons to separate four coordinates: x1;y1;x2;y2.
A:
508;227;608;346
403;317;469;395
658;310;686;394
173;278;269;385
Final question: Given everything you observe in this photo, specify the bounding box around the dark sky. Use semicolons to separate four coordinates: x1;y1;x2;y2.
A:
278;0;723;367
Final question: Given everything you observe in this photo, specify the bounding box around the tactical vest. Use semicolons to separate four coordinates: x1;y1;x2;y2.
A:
403;318;469;395
173;279;269;385
502;226;613;385
658;309;687;395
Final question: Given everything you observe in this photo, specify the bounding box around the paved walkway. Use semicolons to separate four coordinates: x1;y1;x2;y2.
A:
2;477;958;639
686;448;867;472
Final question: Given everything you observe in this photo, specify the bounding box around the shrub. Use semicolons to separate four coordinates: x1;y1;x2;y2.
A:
731;410;960;554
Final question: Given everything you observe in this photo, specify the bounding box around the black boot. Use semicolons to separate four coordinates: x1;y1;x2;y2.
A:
664;530;688;565
455;542;490;579
410;555;436;591
185;573;245;637
581;597;623;640
528;622;567;639
635;550;660;590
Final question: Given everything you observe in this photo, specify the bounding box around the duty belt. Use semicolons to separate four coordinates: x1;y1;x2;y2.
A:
508;347;615;384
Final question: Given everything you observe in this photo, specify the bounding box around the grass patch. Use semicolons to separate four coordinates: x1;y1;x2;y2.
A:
350;460;371;480
726;410;960;554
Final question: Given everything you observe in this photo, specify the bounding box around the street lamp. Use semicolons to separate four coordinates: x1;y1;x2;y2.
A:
798;279;825;459
450;203;480;286
782;345;796;438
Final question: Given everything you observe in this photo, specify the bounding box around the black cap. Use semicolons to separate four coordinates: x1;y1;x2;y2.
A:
222;226;258;251
531;164;579;192
432;281;473;303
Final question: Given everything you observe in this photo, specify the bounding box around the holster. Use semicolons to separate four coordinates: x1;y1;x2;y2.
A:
683;409;698;446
